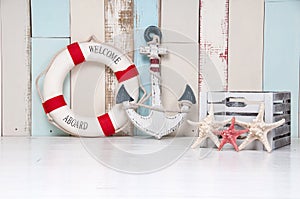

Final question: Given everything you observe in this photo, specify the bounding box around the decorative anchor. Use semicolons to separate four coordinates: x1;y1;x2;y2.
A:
116;26;196;139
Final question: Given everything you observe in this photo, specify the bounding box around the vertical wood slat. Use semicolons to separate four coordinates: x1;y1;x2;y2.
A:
31;0;70;136
0;1;2;136
104;0;134;113
31;38;70;136
1;0;31;136
134;0;160;135
161;0;199;43
160;0;199;136
70;0;106;119
228;0;264;91
264;1;300;137
199;0;229;92
104;0;134;135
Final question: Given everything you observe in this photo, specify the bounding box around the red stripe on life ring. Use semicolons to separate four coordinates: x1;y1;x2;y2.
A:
42;95;67;114
97;113;116;136
115;64;139;83
67;42;85;65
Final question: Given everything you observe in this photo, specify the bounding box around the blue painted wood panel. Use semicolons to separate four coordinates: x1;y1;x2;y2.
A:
264;1;300;137
32;38;70;136
31;0;70;37
134;0;160;135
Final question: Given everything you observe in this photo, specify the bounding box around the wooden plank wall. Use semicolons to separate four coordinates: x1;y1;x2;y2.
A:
1;0;31;136
5;0;299;138
31;0;70;136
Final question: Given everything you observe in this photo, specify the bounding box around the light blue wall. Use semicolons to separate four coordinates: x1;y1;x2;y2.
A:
31;0;70;37
32;38;70;136
134;0;160;135
31;0;70;136
264;1;300;137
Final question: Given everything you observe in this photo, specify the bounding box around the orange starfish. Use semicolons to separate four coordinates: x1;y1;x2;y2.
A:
217;117;249;152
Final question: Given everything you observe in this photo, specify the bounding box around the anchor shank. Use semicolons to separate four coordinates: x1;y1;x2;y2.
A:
140;40;167;108
150;58;162;107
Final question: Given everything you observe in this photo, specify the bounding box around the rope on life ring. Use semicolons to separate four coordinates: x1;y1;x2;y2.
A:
36;36;146;137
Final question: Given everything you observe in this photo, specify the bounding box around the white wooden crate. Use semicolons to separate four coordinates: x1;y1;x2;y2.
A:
199;91;291;151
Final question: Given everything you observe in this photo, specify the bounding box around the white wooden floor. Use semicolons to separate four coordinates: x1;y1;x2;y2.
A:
0;136;299;199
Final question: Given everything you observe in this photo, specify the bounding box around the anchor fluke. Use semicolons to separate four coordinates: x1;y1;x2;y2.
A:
179;85;196;104
116;85;134;104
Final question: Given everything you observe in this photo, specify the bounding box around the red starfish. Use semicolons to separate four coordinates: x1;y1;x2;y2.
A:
217;117;249;151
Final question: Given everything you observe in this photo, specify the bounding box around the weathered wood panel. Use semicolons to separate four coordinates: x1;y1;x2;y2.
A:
103;0;135;135
228;0;264;91
134;0;160;135
70;0;106;119
104;0;134;114
199;0;229;92
1;0;31;136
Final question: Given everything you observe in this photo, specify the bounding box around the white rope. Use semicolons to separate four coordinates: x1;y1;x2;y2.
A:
124;102;190;114
139;93;151;105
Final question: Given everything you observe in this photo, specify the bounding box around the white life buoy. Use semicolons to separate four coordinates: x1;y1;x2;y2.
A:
39;40;139;137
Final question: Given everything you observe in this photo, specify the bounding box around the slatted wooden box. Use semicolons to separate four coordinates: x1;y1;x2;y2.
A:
199;91;291;151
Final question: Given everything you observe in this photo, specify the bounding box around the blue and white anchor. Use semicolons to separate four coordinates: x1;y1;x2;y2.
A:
117;26;196;139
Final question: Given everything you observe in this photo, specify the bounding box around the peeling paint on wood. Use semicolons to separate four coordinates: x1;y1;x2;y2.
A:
104;0;134;135
104;0;134;113
199;0;229;92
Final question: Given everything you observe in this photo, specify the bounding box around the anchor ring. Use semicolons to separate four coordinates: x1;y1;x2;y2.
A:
144;26;162;42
